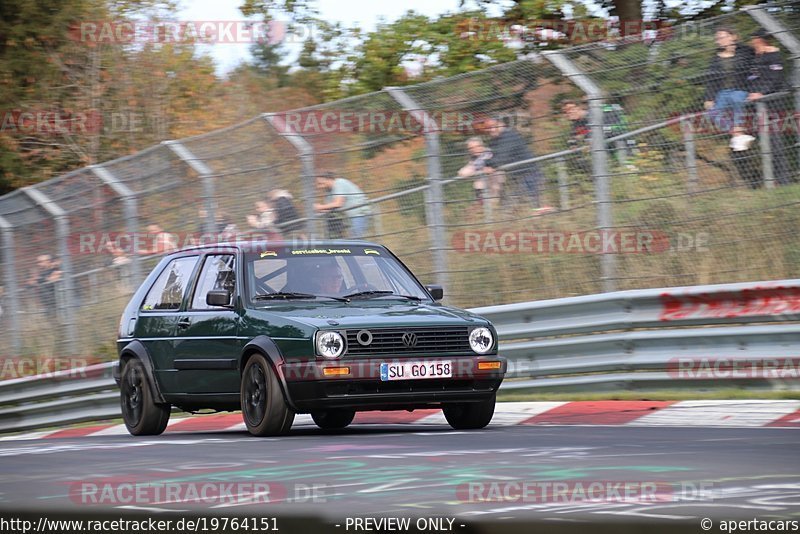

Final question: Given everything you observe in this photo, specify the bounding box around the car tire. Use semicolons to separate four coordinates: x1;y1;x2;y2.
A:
241;353;294;436
120;359;170;436
442;394;496;430
311;409;356;430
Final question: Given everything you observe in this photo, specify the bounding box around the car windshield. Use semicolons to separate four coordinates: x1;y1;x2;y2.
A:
245;245;430;304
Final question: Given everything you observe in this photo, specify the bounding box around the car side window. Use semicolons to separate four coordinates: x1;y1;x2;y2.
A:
141;256;198;311
191;254;236;310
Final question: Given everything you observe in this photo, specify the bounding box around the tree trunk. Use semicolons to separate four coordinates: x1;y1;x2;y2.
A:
612;0;643;22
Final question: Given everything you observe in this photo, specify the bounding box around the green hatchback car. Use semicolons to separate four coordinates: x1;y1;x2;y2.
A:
114;241;506;436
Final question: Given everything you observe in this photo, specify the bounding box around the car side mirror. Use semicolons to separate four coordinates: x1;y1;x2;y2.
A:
426;284;443;301
206;289;232;307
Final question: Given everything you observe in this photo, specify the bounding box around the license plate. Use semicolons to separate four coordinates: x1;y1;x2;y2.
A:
380;360;452;381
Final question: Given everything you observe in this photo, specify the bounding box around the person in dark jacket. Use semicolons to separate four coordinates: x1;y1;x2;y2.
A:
747;28;794;186
268;189;306;240
703;26;756;150
481;117;553;213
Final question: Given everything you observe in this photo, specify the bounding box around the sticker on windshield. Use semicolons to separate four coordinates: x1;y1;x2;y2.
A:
290;248;351;255
259;250;278;258
364;248;381;255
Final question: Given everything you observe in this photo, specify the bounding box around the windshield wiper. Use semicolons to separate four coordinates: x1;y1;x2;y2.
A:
253;292;349;302
342;290;422;301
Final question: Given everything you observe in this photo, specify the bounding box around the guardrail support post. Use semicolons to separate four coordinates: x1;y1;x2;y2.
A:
681;117;699;194
385;87;449;292
745;5;800;170
544;51;615;292
163;141;217;235
90;165;142;284
263;113;319;240
22;187;79;355
0;215;21;354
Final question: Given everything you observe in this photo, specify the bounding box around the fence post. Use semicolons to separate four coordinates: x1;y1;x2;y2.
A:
22;187;78;355
756;101;776;189
681;117;699;194
745;5;800;168
90;165;142;284
263;113;319;240
385;87;449;291
163;141;217;235
555;156;570;210
544;51;615;292
0;215;20;354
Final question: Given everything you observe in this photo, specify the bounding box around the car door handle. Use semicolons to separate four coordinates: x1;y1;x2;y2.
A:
177;319;191;329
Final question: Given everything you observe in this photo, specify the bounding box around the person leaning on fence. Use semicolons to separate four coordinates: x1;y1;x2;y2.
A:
246;200;277;232
747;28;794;186
457;137;504;212
561;99;633;174
314;173;372;239
267;189;307;240
703;25;756;151
28;254;62;314
561;100;593;175
479;117;553;214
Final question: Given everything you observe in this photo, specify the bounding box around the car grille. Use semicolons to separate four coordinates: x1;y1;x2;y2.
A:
345;326;471;355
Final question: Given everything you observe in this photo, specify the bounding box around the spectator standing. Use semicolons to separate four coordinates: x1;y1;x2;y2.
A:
314;173;372;239
748;28;794;186
458;136;504;216
703;26;756;150
480;117;553;214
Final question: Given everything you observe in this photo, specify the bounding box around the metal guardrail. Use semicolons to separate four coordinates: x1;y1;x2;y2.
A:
1;279;798;433
477;279;800;390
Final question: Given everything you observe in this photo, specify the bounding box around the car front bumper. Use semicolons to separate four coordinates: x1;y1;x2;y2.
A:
280;355;506;412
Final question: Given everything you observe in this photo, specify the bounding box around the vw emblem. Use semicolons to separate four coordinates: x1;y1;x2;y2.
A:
402;332;418;348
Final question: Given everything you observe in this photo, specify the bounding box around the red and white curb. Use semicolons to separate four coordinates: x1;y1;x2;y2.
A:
2;400;799;441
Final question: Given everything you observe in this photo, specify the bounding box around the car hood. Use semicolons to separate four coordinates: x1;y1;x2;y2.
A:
253;302;488;330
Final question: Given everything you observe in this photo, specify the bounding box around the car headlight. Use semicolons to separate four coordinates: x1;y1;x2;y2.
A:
469;327;494;354
316;331;345;359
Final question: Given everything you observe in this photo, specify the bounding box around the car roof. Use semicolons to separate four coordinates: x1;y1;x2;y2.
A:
173;239;384;254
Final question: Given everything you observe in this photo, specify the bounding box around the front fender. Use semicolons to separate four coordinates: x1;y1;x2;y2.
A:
241;336;299;412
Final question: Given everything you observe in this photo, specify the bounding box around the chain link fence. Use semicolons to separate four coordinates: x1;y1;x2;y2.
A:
1;2;799;358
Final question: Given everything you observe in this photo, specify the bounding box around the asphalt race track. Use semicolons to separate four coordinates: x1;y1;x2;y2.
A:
0;421;798;533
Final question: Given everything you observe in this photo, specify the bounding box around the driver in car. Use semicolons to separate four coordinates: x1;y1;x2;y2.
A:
314;261;346;295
